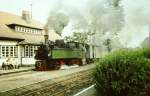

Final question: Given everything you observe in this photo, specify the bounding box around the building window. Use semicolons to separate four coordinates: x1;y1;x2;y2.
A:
30;46;34;57
15;26;20;32
24;45;39;57
34;29;36;34
0;46;18;58
25;45;30;57
29;29;31;33
33;29;36;34
2;46;5;57
20;27;23;32
37;30;40;34
18;27;21;32
14;47;17;57
15;26;42;35
10;46;13;57
25;28;27;32
31;29;33;33
27;28;29;33
15;26;18;31
30;46;40;57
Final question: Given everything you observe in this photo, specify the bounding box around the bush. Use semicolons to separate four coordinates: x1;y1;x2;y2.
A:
142;48;150;59
93;49;150;96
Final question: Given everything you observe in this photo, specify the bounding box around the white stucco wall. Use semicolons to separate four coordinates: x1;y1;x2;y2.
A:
0;58;7;66
0;40;19;67
0;40;36;66
22;58;35;65
0;58;20;67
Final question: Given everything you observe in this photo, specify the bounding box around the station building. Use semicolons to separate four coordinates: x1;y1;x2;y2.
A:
0;11;60;66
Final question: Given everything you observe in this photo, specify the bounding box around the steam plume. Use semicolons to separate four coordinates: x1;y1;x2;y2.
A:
119;0;150;47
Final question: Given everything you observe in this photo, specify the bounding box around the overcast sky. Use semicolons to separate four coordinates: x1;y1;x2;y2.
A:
0;0;59;24
0;0;88;37
0;0;88;24
0;0;149;47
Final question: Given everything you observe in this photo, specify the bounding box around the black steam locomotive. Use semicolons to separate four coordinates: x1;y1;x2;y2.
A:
34;39;93;71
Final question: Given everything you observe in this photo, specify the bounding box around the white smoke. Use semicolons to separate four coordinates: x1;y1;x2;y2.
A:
46;0;123;48
119;0;150;47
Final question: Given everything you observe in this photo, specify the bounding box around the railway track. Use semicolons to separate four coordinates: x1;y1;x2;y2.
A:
19;70;91;96
0;64;95;96
5;69;93;96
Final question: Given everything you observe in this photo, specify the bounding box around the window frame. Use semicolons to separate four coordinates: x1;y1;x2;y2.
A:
0;45;18;58
24;45;39;58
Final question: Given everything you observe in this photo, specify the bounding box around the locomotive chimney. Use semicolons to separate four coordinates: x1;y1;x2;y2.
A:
44;26;49;45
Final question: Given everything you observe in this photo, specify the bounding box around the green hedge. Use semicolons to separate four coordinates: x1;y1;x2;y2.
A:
143;48;150;59
93;49;150;96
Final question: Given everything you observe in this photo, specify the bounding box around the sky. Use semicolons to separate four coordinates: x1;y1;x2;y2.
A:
0;0;58;24
0;0;89;24
0;0;88;37
0;0;149;47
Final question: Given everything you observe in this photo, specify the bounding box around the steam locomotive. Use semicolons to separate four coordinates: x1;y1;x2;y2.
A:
34;39;93;71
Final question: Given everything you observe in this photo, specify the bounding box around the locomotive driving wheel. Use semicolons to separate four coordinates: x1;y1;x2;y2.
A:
35;60;47;71
54;61;61;70
35;61;42;71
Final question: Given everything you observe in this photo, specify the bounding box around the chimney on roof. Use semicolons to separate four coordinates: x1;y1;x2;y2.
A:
22;10;31;23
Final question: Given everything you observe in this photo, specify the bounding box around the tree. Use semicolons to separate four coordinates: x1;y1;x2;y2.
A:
65;31;94;43
103;38;112;52
64;31;95;54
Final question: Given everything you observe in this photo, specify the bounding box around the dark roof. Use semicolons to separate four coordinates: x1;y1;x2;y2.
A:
0;24;24;40
0;11;44;43
0;11;61;43
0;11;44;29
18;34;44;45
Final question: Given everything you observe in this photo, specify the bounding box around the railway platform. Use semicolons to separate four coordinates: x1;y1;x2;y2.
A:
0;66;34;76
